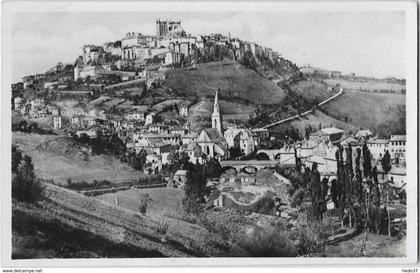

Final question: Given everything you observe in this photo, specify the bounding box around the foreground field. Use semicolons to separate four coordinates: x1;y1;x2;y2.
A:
12;132;145;185
320;91;405;136
324;232;406;257
97;187;184;218
12;183;235;258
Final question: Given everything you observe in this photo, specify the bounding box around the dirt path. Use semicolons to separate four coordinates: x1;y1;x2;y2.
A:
262;88;344;129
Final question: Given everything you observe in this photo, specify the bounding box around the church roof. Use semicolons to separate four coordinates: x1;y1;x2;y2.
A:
197;128;224;143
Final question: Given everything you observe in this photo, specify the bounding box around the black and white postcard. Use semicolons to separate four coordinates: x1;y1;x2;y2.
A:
1;1;418;267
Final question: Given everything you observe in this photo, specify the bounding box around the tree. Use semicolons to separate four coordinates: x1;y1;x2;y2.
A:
204;158;222;178
12;145;22;173
12;153;44;202
181;162;206;215
381;150;392;237
381;150;392;175
362;144;372;179
371;166;381;234
309;163;325;220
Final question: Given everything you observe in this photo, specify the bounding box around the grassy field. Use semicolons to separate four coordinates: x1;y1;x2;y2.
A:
320;90;405;136
164;60;287;105
12;183;233;258
324;78;405;92
270;110;357;135
97;187;184;218
152;99;192;113
12;132;145;185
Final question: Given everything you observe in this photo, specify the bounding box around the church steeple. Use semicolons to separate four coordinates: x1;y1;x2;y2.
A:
211;90;223;135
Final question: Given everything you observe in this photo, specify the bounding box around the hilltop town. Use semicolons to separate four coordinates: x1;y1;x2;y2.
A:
11;19;406;258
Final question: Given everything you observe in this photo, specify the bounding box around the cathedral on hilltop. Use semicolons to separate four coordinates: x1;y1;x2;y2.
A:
194;90;228;161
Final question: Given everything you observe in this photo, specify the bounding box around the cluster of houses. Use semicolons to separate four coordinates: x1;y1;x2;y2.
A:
12;85;406;189
71;19;283;85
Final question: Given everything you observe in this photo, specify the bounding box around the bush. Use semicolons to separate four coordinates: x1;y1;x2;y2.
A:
289;220;334;257
290;188;306;208
138;193;152;214
239;225;297;257
156;219;169;235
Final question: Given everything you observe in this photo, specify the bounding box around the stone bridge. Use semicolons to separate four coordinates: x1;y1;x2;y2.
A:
256;149;296;164
220;160;278;175
256;149;283;160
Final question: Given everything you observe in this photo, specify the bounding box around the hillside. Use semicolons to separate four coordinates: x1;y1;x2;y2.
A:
163;60;287;105
12;132;145;185
187;98;256;130
13;183;236;258
269;109;357;135
289;78;334;104
320;91;406;137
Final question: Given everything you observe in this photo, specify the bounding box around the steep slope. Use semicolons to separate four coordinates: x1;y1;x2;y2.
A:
289;78;333;104
163;59;287;105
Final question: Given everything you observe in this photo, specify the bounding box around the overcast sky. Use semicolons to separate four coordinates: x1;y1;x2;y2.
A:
11;11;405;82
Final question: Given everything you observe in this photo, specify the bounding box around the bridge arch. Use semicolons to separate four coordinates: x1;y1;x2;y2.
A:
256;152;270;161
222;166;238;175
239;166;258;175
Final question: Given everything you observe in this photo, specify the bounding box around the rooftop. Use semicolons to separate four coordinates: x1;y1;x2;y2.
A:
320;127;344;135
390;135;406;142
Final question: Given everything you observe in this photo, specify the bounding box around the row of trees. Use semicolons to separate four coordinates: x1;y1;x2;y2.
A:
332;144;393;236
282;143;395;237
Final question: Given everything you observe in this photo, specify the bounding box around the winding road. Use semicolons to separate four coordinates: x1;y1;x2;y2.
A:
261;88;344;129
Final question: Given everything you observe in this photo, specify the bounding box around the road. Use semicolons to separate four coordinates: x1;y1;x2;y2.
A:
261;88;344;129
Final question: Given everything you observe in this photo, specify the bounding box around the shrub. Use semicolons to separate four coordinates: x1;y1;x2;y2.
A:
138;193;152;214
290;188;306;208
289;220;333;257
156;219;169;235
239;225;297;257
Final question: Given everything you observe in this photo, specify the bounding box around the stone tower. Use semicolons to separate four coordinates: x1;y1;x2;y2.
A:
211;90;223;135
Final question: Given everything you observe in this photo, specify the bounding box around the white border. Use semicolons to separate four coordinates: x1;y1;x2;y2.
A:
1;0;418;267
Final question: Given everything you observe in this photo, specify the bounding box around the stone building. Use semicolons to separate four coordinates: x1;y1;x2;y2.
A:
156;19;183;38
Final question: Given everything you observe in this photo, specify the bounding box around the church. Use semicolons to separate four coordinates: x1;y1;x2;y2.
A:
194;90;229;161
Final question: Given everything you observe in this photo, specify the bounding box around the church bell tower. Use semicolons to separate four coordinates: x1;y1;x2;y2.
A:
211;90;223;135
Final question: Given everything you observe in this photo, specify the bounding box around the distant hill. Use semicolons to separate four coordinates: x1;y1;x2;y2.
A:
163;59;287;105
